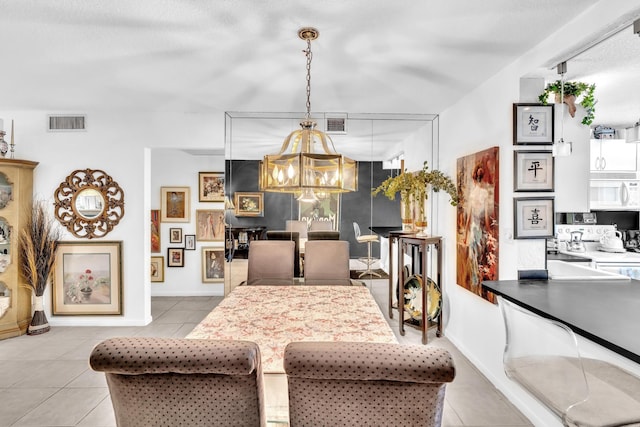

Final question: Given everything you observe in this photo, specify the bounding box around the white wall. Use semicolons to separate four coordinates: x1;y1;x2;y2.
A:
150;149;225;296
432;1;640;425
0;110;224;326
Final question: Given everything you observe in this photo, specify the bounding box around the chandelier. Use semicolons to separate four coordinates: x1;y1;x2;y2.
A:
261;27;358;202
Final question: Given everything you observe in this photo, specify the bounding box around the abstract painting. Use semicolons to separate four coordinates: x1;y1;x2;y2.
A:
456;146;499;301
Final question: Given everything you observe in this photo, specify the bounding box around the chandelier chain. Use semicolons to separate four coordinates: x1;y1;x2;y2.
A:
304;38;313;119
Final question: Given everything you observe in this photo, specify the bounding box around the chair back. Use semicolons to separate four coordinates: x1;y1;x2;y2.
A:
353;221;362;238
286;220;308;239
284;341;455;427
265;231;300;277
304;240;349;280
307;230;340;240
309;220;333;231
90;337;265;427
248;239;295;281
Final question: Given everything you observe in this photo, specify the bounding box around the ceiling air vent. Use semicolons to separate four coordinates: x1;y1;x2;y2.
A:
48;115;86;132
325;114;347;135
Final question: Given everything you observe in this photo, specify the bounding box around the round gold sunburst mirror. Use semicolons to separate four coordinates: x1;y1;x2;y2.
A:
54;169;125;239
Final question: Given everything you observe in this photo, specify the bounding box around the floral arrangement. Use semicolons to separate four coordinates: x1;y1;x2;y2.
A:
373;161;458;206
79;269;94;292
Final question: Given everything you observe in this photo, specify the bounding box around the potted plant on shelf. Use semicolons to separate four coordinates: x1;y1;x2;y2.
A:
373;162;458;235
538;80;597;126
19;199;63;335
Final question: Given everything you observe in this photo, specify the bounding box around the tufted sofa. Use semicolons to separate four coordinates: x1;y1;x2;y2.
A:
89;337;265;427
284;341;456;427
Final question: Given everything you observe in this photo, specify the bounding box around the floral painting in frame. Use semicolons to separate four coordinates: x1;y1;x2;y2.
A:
456;147;499;302
52;241;123;315
198;172;225;202
234;192;264;217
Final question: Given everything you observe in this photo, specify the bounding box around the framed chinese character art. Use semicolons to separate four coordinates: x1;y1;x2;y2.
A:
513;150;554;192
514;197;554;239
513;103;554;145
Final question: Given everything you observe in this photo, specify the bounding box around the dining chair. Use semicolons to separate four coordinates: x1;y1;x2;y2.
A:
284;341;455;426
303;240;350;281
309;220;333;231
90;337;266;427
247;239;295;282
307;230;340;240
286;220;308;239
498;296;640;426
265;231;301;277
353;221;380;278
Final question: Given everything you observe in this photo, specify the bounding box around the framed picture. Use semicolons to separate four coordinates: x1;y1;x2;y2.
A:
298;193;340;230
234;192;264;217
514;197;555;239
199;172;225;202
150;256;164;282
150;209;161;253
195;209;225;241
513;103;554;145
52;241;123;315
514;150;554;192
201;247;225;283
169;227;183;244
160;186;190;222
167;248;185;267
185;234;196;250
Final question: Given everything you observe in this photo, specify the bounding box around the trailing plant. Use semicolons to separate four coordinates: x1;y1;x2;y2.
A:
372;162;458;207
538;80;597;126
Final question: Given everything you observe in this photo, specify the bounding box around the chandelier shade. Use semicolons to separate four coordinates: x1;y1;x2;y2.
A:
260;28;358;199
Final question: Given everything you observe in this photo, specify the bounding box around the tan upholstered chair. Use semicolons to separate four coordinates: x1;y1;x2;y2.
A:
286;220;308;239
247;239;295;282
284;341;455;426
303;240;350;282
265;231;300;277
89;337;265;427
309;220;333;231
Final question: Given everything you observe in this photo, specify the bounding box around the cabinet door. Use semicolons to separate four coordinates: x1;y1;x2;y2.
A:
590;139;603;171
593;139;638;171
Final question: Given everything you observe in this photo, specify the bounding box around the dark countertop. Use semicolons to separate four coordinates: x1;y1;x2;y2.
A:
547;252;593;262
482;279;640;364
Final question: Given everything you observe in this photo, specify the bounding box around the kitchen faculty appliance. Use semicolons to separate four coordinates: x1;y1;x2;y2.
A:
590;179;640;210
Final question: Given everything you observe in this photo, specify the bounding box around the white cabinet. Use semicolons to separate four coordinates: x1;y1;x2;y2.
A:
590;139;638;172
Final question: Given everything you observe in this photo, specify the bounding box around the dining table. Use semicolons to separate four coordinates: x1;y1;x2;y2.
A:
187;285;398;424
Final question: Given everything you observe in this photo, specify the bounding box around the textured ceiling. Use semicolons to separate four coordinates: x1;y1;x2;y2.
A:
1;0;639;154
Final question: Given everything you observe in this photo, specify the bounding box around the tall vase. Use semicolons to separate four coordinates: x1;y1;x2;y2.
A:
28;294;50;335
414;189;428;237
401;192;414;232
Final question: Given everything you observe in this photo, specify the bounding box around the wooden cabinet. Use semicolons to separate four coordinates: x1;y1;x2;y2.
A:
590;139;638;172
0;159;38;340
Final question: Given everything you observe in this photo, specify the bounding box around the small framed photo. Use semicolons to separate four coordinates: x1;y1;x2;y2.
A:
514;150;554;192
199;172;225;202
169;227;183;244
161;186;190;223
150;256;164;282
150;209;161;253
202;247;225;283
234;192;264;217
513;103;554;145
514;197;555;239
52;241;123;315
185;234;196;250
196;209;225;241
167;248;185;267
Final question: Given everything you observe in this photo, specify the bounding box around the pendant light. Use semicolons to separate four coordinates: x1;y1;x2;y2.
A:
552;62;572;157
260;28;358;201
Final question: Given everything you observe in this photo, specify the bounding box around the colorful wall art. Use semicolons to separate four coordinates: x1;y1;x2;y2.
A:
456;147;499;301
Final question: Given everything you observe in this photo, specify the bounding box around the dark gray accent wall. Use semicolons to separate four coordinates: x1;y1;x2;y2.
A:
225;160;400;258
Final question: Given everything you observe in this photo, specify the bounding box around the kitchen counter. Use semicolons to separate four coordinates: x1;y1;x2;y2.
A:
547;252;592;262
482;278;640;364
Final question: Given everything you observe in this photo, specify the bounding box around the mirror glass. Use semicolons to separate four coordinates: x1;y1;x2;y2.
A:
74;188;105;219
0;217;10;273
224;112;437;290
0;172;13;210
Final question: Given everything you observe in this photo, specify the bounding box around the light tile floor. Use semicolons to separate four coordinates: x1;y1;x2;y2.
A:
0;279;533;427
